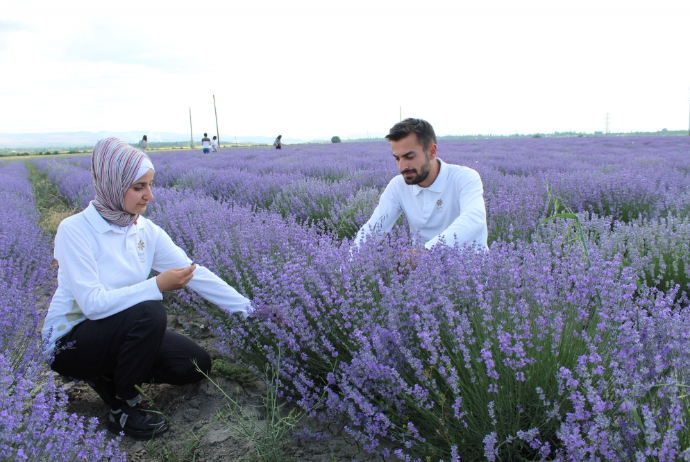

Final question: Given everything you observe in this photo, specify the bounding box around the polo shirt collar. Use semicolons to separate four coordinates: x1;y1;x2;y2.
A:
85;202;112;234
84;202;143;234
411;158;448;195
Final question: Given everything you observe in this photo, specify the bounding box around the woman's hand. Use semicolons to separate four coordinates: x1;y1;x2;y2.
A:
156;264;197;292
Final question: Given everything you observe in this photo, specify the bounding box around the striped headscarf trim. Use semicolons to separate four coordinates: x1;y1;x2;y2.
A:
91;137;152;227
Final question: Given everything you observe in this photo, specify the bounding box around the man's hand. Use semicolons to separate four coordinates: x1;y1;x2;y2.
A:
156;264;197;292
396;248;425;274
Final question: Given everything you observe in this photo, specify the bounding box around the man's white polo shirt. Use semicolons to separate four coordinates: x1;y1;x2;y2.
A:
41;202;251;353
354;159;488;250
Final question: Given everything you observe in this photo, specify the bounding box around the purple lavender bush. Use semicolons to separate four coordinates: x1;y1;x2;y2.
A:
538;214;690;303
144;187;325;301
143;186;690;460
0;162;124;461
270;176;378;230
208;229;688;460
31;158;94;210
324;187;382;239
593;216;689;302
176;167;292;210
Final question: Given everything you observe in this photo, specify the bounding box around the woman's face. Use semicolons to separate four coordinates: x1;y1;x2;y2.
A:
124;169;154;215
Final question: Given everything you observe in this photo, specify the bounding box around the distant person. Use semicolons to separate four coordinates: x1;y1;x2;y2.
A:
42;138;254;439
273;135;282;150
201;133;211;154
354;118;488;251
137;135;148;152
211;136;219;152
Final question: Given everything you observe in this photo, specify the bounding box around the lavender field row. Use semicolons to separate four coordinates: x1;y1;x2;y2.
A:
35;137;690;244
22;137;690;460
0;162;124;461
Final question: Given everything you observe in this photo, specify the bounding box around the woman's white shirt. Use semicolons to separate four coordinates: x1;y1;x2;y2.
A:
41;202;251;353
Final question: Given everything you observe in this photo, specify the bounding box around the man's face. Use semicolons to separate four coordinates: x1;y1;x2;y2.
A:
391;133;436;185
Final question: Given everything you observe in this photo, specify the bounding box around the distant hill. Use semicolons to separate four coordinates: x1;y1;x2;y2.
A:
1;129;686;150
0;131;307;148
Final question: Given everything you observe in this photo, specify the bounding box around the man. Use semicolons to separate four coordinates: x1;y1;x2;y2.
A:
211;136;219;152
354;118;488;250
201;133;211;154
137;135;148;152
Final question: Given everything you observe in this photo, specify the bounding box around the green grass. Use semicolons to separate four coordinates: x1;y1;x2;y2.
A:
26;162;77;235
204;354;316;462
212;359;258;389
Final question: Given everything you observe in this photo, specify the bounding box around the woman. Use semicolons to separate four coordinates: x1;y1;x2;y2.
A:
42;138;251;439
137;135;148;152
273;135;282;149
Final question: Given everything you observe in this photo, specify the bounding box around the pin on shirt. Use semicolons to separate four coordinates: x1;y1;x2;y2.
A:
436;199;444;213
137;239;146;263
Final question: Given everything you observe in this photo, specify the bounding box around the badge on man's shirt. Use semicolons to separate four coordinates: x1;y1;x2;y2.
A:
436;199;444;213
137;239;146;263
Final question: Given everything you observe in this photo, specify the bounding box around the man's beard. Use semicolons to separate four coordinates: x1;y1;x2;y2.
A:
401;158;431;185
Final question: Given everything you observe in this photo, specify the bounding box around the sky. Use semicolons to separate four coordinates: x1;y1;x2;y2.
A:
1;0;689;140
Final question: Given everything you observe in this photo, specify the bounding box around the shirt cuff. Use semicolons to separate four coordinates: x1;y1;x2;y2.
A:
147;276;164;300
231;304;251;319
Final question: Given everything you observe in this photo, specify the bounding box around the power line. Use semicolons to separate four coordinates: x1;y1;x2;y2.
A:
213;95;220;146
189;107;194;149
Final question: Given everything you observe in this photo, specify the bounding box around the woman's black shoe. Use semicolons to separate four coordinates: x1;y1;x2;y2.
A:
107;398;169;439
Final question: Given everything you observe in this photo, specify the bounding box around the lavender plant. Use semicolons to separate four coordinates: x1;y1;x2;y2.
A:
31;158;94;210
0;162;124;461
142;182;690;459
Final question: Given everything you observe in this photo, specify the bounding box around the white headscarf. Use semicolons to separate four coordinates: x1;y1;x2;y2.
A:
91;138;154;227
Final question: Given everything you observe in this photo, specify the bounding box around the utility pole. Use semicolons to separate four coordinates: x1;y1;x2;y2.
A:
213;95;220;146
189;107;195;149
605;112;610;136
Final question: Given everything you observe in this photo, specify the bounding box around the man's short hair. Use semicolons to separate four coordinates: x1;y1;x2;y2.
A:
213;136;217;139
385;118;437;152
204;133;208;137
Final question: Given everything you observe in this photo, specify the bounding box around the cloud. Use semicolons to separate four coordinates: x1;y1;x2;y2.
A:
0;20;28;32
0;20;30;51
61;20;192;71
